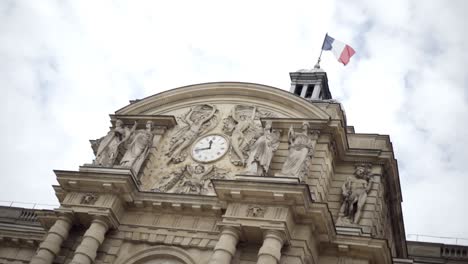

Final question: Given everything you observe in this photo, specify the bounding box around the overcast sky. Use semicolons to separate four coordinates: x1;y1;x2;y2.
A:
1;0;467;244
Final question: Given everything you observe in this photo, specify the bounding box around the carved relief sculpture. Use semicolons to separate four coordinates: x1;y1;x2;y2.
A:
223;105;257;166
152;164;228;195
81;193;98;205
223;105;278;167
177;164;214;194
243;121;281;176
338;163;374;225
276;122;317;181
166;104;218;164
91;119;133;166
151;166;186;193
247;205;266;217
120;121;155;174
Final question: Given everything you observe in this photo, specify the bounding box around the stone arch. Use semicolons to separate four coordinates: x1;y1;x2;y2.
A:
115;82;332;120
116;245;196;264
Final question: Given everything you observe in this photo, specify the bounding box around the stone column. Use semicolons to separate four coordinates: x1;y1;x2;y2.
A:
311;83;322;99
257;230;286;264
30;214;73;264
300;84;309;98
70;216;109;264
208;226;241;264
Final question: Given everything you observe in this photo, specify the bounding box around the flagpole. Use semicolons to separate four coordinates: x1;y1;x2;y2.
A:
315;33;327;69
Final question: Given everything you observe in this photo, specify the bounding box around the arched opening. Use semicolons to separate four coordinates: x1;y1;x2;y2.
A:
117;245;196;264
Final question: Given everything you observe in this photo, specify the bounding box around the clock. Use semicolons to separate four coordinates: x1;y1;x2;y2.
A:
191;134;229;163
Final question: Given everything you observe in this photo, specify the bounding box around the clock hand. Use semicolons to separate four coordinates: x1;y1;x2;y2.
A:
208;140;213;149
195;147;210;152
195;140;214;152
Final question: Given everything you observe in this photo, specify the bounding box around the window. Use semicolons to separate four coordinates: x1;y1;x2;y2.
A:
305;86;314;98
293;84;303;96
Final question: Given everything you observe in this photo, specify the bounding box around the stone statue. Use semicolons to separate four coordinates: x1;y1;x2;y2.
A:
166;104;218;163
120;121;154;174
276;122;316;181
338;163;374;225
223;105;257;166
92;119;134;167
243;121;281;176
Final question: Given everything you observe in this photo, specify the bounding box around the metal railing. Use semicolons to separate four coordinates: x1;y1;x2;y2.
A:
0;200;58;210
407;234;468;246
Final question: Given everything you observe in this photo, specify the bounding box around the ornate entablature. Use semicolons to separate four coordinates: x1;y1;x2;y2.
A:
8;77;415;264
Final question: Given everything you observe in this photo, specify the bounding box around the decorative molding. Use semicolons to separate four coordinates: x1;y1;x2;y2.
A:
151;164;230;195
115;245;197;264
111;226;219;251
81;193;98;205
247;205;266;218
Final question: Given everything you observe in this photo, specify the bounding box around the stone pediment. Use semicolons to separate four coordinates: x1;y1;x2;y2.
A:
115;82;332;120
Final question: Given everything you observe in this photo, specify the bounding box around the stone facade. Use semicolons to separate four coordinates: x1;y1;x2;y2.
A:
0;70;466;264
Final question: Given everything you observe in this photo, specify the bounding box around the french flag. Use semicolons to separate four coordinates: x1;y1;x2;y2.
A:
322;34;356;66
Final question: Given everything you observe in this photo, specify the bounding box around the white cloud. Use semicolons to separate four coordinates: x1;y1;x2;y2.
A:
0;0;467;242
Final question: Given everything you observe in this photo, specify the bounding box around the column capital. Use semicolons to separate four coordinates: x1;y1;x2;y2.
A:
262;229;286;246
56;212;74;224
89;215;111;230
219;225;241;238
87;212;118;229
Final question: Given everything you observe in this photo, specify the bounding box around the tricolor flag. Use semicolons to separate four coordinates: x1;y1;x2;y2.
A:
322;34;356;66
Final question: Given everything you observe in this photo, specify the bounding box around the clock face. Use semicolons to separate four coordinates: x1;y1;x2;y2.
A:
191;134;229;163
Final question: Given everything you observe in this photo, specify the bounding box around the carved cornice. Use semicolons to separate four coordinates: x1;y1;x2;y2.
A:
212;178;337;245
109;114;177;129
53;166;224;223
115;82;332;120
109;226;219;250
324;234;393;264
